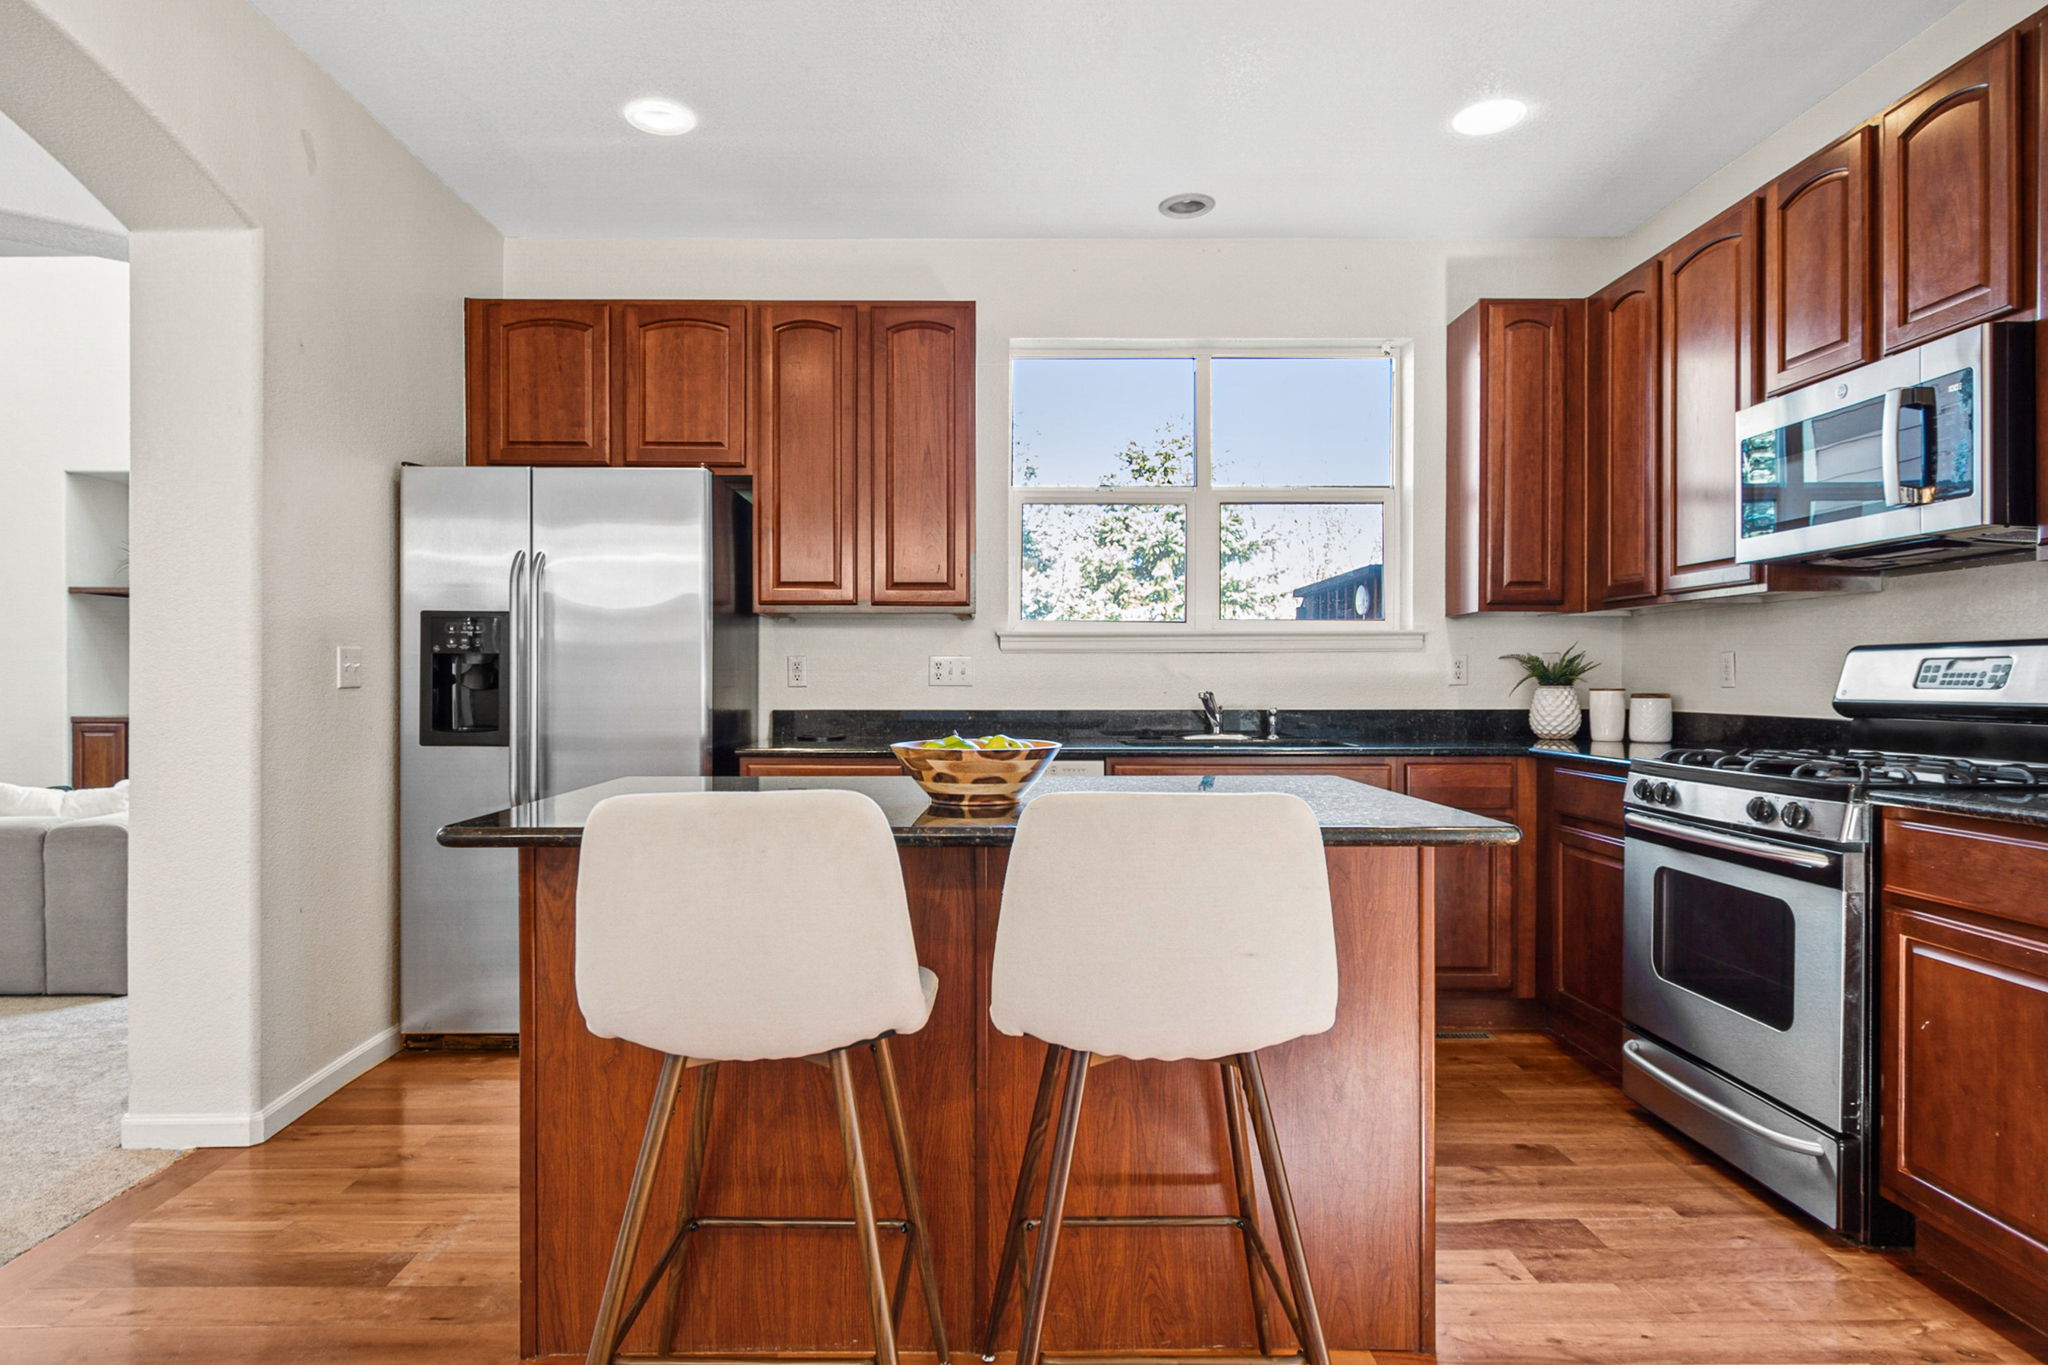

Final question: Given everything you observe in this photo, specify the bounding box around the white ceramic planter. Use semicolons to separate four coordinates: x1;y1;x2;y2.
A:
1527;684;1582;739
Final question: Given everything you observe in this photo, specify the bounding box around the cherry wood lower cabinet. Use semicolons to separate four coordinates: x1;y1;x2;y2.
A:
69;716;128;789
1879;805;2048;1331
1103;754;1531;997
1537;760;1628;1073
516;841;1438;1360
737;756;903;777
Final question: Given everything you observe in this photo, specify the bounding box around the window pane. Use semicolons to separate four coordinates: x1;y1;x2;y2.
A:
1212;357;1393;487
1021;503;1186;622
1012;358;1195;487
1220;504;1384;621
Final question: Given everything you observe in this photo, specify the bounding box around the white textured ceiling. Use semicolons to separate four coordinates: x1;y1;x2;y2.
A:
248;0;1963;240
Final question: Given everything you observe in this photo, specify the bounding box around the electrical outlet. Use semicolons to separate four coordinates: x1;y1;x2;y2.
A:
1541;650;1562;668
334;645;364;690
929;655;972;687
1719;650;1738;688
1448;653;1470;686
786;655;808;688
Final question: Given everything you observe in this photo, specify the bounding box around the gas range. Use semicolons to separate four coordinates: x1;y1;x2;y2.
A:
1624;745;2048;846
1618;638;2048;1243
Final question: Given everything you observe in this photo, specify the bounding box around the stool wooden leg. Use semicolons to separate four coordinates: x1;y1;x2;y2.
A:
830;1047;902;1365
1221;1060;1276;1355
1239;1051;1331;1365
979;1043;1065;1360
873;1037;952;1364
655;1061;720;1354
586;1052;684;1365
1016;1047;1090;1365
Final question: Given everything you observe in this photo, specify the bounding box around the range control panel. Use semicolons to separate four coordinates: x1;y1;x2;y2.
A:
1913;655;2014;690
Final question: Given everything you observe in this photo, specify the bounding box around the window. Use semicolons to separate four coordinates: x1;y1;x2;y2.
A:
1005;344;1409;650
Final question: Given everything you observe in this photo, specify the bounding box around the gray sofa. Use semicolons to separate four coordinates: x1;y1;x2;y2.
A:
0;811;127;995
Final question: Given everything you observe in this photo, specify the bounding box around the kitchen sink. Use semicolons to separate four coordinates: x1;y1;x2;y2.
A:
1114;734;1358;747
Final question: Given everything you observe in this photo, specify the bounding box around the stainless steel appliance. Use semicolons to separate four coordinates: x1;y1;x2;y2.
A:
1734;323;2036;570
399;466;756;1038
1621;639;2048;1239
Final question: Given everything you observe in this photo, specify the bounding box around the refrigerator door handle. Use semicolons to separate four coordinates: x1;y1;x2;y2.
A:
506;549;528;808
527;550;548;801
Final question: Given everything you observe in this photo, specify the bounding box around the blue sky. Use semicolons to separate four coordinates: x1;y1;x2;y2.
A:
1011;355;1393;488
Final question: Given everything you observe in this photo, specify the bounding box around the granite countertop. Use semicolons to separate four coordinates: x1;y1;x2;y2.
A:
1871;788;2048;829
439;774;1524;849
737;738;1655;766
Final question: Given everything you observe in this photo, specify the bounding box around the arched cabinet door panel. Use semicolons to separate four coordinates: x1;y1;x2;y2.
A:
755;305;860;605
1588;262;1663;607
618;303;750;470
1880;33;2023;352
1764;127;1876;395
867;305;973;607
468;301;611;466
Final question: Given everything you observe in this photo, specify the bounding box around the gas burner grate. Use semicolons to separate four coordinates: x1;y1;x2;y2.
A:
1663;746;2048;789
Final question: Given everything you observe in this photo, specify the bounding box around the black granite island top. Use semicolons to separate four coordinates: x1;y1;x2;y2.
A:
1872;788;2048;830
439;774;1523;850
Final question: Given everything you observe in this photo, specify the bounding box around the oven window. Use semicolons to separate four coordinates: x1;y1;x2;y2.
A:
1652;868;1796;1031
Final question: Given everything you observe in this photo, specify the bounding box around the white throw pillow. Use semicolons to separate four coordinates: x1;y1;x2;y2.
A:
0;781;66;817
59;780;129;819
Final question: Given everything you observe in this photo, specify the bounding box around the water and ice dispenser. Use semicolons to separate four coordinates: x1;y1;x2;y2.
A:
419;611;509;746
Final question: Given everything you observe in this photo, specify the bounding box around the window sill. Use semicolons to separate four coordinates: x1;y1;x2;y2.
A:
997;628;1428;654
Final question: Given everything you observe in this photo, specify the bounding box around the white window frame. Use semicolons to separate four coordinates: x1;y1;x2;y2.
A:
1000;340;1422;653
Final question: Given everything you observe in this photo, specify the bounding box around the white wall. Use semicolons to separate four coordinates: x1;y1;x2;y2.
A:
507;237;1634;719
0;256;128;785
1577;0;2048;717
1;0;502;1144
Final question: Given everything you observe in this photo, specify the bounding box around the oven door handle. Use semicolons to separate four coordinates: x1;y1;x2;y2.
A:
1623;1041;1831;1158
1624;811;1836;870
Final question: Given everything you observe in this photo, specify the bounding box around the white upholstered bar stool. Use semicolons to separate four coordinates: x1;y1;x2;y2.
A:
981;791;1339;1365
575;789;949;1365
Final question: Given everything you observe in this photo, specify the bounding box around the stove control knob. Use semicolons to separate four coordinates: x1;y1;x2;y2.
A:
1652;782;1679;807
1631;779;1654;802
1780;801;1812;831
1746;797;1778;824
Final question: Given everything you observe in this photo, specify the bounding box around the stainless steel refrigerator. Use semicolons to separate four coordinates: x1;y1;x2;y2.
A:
398;466;756;1038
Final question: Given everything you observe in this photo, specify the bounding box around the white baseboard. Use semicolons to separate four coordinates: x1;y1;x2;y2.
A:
121;1025;400;1150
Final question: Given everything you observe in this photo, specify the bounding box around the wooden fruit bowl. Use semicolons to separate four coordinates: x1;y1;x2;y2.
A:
889;740;1062;809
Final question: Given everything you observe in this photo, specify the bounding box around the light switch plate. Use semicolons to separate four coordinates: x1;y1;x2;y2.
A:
335;645;364;690
1719;650;1738;688
929;655;972;687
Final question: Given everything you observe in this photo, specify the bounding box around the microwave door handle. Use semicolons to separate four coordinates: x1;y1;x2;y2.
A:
1623;1041;1830;1157
1880;386;1906;506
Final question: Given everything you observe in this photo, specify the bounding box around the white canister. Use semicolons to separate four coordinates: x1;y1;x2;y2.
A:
1629;693;1674;744
1587;688;1627;743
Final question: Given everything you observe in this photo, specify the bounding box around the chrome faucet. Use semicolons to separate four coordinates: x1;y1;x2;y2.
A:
1198;691;1223;735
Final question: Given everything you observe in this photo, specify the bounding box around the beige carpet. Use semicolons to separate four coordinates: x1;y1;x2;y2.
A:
0;996;182;1263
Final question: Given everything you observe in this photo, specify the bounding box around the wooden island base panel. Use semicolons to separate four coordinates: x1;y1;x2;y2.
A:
437;773;1523;1362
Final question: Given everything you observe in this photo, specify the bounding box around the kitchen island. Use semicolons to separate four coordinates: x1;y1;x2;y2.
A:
442;774;1519;1362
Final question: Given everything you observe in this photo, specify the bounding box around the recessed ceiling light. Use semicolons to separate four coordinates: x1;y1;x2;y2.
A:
621;97;699;136
1451;98;1528;137
1158;193;1216;220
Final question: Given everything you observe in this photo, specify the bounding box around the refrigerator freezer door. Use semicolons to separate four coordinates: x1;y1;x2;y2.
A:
400;466;532;1035
531;469;714;798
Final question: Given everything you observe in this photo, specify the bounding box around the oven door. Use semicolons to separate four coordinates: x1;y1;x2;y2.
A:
1622;812;1855;1130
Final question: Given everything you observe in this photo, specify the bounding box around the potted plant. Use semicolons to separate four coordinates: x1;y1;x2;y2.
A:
1500;644;1599;739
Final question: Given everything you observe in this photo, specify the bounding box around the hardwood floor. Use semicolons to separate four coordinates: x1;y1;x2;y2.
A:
1436;1033;2048;1364
0;1033;2040;1363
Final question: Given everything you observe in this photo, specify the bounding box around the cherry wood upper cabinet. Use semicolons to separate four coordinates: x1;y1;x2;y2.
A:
1661;201;1764;596
1880;33;2025;353
1586;262;1663;607
467;301;612;466
755;304;861;606
616;303;749;471
1445;299;1583;615
867;304;974;607
1763;127;1877;394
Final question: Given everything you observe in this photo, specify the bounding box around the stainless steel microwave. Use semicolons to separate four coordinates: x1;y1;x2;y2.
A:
1734;324;2038;570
